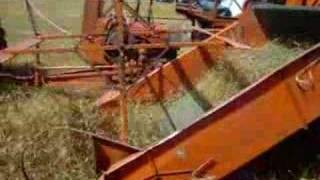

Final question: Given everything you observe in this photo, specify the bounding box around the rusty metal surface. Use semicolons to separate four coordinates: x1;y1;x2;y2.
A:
99;42;320;180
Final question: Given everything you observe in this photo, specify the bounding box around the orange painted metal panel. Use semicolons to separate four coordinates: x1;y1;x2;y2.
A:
94;137;141;173
80;0;108;65
237;7;268;47
286;0;304;5
286;0;319;5
82;0;103;35
100;44;320;179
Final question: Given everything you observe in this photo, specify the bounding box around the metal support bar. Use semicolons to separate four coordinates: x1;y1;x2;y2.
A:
24;0;43;86
46;70;118;80
192;26;251;49
114;0;129;143
37;65;117;70
2;41;220;55
36;29;210;40
0;73;34;81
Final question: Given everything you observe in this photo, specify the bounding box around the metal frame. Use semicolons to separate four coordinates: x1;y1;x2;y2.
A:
0;0;246;143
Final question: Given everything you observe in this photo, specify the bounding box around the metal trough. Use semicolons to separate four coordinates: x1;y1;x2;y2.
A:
96;4;320;179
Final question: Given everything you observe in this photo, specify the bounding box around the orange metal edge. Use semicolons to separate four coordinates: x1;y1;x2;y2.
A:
94;136;141;173
99;43;320;179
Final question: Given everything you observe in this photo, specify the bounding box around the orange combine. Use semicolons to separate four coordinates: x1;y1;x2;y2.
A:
96;2;320;180
0;0;320;179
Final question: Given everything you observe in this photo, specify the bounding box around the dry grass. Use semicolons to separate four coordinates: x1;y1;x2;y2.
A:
0;83;104;179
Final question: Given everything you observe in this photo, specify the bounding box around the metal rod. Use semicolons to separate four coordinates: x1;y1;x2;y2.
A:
147;0;154;23
36;28;217;40
46;70;117;80
2;40;218;55
123;1;148;24
3;47;76;54
215;36;251;49
0;73;34;81
212;0;222;19
192;26;250;49
129;16;187;21
37;65;117;70
2;40;224;55
135;0;141;21
24;0;40;36
114;0;129;143
25;0;42;86
123;41;218;49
